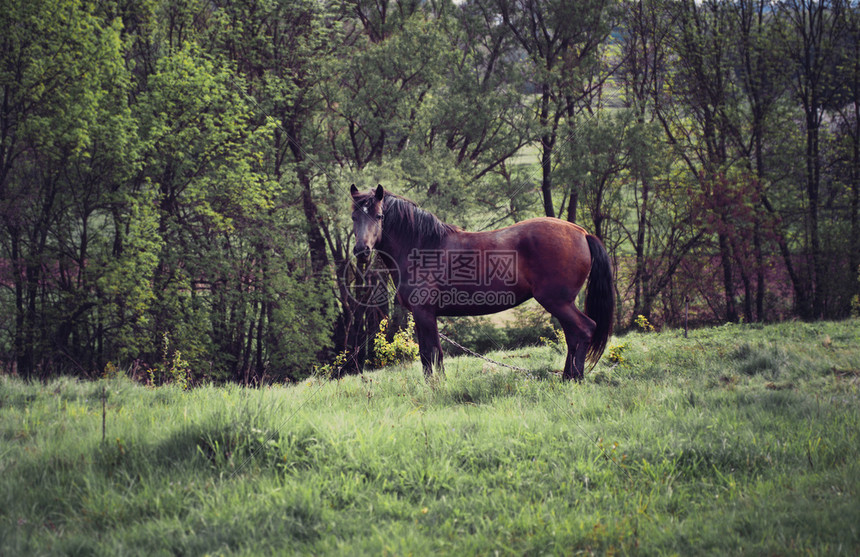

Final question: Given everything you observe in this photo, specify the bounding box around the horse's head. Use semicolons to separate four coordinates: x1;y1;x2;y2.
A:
350;184;385;258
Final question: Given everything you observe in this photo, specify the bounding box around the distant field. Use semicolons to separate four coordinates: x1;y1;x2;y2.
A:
2;320;859;555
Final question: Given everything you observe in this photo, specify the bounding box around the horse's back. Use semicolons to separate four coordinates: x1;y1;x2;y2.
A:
509;217;590;252
451;217;589;250
445;217;592;293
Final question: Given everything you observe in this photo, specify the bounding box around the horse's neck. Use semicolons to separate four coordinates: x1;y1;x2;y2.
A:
381;207;453;254
379;224;442;271
378;235;412;268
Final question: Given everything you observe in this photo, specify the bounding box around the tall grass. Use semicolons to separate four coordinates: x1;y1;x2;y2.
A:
1;320;859;555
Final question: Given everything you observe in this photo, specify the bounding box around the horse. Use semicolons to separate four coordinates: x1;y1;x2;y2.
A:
350;184;614;381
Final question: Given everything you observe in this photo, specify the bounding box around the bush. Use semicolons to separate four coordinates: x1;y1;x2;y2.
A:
145;333;192;389
504;304;556;349
372;316;419;368
439;317;508;356
504;323;557;349
439;310;556;357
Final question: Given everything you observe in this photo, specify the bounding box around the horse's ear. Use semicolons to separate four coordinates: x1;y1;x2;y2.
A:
374;184;384;201
350;184;359;197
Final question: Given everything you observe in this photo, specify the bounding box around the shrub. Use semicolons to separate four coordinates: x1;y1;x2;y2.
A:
146;333;192;389
635;314;655;332
606;342;629;367
504;304;556;348
540;326;566;354
313;350;350;380
439;316;508;356
504;323;556;349
372;316;419;368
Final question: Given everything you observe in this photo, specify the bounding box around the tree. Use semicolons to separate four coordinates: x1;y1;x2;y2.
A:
616;0;698;325
777;0;849;317
656;0;750;322
488;0;618;219
730;0;796;321
0;0;131;377
828;1;860;313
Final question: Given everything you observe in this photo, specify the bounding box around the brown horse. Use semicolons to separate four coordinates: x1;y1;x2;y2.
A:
350;184;614;381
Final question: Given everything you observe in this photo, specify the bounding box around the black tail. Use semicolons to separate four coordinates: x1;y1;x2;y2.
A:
584;235;615;365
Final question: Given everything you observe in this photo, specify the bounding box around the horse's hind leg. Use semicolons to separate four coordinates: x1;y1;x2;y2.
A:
537;294;595;381
558;306;595;380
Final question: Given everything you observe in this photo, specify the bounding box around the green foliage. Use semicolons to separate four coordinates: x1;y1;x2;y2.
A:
0;0;137;376
439;309;559;359
372;316;419;368
102;361;123;381
266;275;338;381
440;309;557;357
313;350;350;380
634;314;655;332
145;333;192;390
540;326;566;354
96;188;163;361
502;322;557;349
439;316;508;356
606;342;629;366
502;304;557;349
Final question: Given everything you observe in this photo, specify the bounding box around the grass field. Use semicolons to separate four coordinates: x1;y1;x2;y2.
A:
2;320;859;555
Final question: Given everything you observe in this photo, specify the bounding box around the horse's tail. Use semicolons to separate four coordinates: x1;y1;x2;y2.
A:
584;235;615;365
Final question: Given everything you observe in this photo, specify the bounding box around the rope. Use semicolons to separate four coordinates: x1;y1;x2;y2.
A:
438;332;544;375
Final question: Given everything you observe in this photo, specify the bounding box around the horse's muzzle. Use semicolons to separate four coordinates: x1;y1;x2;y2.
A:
353;245;372;258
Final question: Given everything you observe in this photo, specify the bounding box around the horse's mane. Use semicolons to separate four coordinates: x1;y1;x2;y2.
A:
356;191;460;248
384;194;461;248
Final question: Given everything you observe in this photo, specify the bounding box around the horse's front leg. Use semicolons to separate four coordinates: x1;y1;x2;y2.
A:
412;307;443;378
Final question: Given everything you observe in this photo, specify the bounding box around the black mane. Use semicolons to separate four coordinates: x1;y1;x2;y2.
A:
384;194;460;248
355;191;459;248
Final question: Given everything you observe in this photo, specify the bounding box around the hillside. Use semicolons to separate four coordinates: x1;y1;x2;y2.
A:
2;320;859;555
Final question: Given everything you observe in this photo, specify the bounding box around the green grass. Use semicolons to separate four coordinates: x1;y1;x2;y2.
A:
2;320;859;555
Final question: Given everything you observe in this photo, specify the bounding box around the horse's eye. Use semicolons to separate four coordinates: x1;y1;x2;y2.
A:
375;214;383;221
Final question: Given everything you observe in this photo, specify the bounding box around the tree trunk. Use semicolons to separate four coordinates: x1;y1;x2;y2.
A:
849;74;860;304
286;121;329;276
718;231;738;322
806;112;823;318
539;85;556;218
753;219;764;321
566;185;579;224
10;226;31;378
632;171;651;322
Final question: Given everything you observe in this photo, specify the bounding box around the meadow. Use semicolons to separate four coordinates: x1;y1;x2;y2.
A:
1;320;859;555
